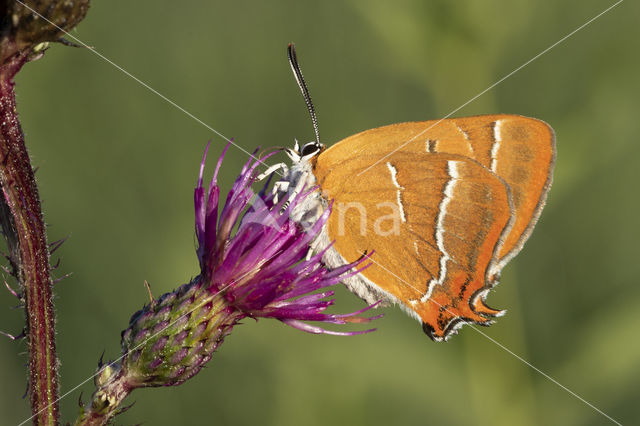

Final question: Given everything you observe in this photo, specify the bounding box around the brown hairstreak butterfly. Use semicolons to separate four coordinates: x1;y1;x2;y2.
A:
266;44;555;341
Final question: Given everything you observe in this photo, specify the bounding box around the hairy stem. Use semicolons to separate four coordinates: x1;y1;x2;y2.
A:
0;50;59;425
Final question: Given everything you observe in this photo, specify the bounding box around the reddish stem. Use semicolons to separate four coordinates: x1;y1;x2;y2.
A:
0;51;59;425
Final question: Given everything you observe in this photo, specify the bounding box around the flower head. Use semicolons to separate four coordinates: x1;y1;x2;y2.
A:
82;143;379;423
194;142;379;334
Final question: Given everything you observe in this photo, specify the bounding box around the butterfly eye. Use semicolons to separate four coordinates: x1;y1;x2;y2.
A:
300;142;320;157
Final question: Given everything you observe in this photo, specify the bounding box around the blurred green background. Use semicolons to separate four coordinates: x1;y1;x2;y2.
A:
1;1;638;425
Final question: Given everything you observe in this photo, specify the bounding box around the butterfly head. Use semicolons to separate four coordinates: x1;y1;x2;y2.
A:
285;139;324;164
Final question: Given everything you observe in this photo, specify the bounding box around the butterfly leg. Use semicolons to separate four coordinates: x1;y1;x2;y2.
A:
280;173;306;214
255;162;289;181
272;180;291;204
256;162;291;204
305;236;323;260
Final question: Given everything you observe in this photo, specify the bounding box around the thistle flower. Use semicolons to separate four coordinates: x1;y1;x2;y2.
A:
77;144;379;425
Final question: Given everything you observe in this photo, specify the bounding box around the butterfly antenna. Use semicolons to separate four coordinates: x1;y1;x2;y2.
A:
288;43;321;148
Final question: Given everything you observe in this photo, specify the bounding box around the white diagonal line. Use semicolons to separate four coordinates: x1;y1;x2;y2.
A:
471;327;623;426
354;7;626;421
14;0;267;169
356;0;624;177
364;255;622;425
13;1;625;425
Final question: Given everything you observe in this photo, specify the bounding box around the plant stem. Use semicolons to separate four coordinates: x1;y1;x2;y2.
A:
0;50;59;426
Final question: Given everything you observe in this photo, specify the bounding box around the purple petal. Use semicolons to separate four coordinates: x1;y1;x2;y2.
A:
280;319;377;336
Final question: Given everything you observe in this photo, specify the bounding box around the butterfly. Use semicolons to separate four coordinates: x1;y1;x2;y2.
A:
269;44;555;341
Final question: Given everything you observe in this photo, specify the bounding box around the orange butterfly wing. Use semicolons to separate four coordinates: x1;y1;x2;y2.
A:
313;115;555;339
